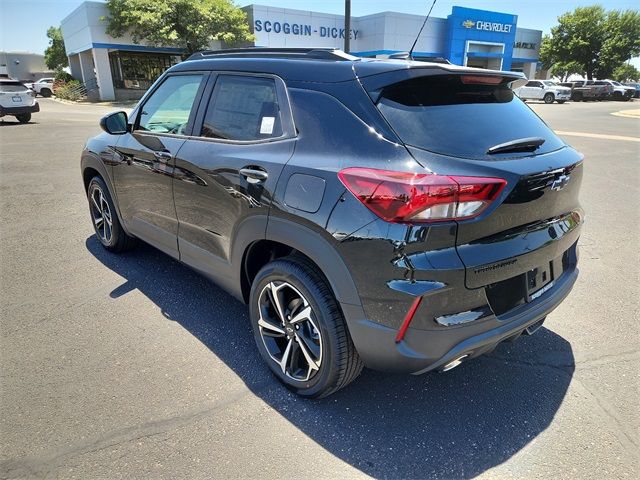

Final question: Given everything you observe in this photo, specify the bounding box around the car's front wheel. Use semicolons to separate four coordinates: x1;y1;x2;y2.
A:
15;113;31;123
87;176;137;252
40;88;52;97
249;256;363;398
543;93;555;104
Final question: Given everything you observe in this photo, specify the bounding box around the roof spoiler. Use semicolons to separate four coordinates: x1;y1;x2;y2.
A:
388;52;451;64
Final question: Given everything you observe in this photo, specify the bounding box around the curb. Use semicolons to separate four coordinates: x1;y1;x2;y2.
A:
50;97;136;108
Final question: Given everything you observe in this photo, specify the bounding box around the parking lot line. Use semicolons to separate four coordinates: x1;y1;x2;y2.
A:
555;130;640;142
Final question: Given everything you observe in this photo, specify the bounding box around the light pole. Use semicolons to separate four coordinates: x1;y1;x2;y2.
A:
344;0;351;53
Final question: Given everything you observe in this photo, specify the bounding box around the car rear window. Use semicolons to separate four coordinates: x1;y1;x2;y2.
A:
374;75;565;159
0;82;28;92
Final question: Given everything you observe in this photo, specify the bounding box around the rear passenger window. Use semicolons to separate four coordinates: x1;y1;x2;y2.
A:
200;75;282;141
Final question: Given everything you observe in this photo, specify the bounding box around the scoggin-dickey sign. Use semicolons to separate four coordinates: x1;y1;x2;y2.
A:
254;20;359;39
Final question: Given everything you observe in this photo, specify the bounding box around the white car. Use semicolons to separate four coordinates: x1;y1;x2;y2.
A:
0;79;40;123
515;80;571;104
25;77;54;97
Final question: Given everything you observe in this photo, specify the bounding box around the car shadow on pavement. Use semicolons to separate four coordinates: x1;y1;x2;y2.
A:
86;236;575;479
0;120;38;126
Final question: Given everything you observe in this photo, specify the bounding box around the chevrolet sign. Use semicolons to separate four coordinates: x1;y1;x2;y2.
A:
462;19;513;33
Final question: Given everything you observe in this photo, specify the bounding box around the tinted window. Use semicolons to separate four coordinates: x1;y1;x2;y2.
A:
525;81;541;87
200;75;282;141
375;75;565;159
138;74;204;134
0;82;28;92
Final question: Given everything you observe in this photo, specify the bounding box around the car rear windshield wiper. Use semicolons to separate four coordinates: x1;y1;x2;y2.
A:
486;137;546;155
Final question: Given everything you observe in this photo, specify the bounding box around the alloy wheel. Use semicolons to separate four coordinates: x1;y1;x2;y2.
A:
257;281;323;382
90;185;113;244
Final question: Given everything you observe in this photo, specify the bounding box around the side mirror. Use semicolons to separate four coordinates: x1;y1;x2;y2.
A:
100;111;129;135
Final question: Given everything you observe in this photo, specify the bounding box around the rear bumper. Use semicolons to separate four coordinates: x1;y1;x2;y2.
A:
345;266;578;374
0;102;40;117
0;102;39;116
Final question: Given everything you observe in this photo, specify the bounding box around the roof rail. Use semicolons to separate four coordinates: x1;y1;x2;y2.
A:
187;47;360;62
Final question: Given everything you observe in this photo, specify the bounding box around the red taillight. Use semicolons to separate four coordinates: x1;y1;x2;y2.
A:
338;167;506;223
460;75;504;85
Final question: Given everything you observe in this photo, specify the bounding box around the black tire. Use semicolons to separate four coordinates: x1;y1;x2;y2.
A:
249;256;363;398
15;113;31;123
543;93;555;104
557;100;566;104
40;88;52;97
613;91;622;101
572;92;582;101
87;176;137;252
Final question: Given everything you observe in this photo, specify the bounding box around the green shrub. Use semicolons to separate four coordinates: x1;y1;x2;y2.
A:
53;67;73;83
54;80;84;101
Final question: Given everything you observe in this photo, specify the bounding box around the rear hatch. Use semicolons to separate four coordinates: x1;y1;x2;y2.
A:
359;66;583;296
0;81;35;107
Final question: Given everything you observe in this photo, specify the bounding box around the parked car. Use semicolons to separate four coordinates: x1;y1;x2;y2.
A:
514;80;571;103
595;80;634;101
0;79;40;123
81;48;583;398
622;82;640;98
24;77;54;97
559;81;608;101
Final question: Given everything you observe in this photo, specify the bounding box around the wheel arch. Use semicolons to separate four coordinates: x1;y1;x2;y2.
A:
235;217;362;308
81;153;129;234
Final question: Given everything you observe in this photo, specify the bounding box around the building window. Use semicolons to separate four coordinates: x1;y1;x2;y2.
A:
108;51;180;90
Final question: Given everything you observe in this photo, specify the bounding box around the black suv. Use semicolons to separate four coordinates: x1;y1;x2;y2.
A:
82;48;583;398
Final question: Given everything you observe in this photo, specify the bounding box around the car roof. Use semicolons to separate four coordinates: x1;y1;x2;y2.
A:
172;48;525;84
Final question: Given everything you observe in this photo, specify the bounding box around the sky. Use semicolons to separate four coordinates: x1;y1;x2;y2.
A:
1;0;639;67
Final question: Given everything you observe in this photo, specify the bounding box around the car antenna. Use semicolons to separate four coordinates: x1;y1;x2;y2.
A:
408;0;438;60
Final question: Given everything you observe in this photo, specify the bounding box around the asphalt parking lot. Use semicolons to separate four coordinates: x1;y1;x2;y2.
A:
1;98;638;479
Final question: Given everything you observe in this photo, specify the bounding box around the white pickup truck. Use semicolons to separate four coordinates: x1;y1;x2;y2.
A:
25;77;54;97
514;80;572;104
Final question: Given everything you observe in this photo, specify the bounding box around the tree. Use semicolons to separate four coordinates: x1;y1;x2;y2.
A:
598;10;640;78
612;63;640;82
44;26;68;70
104;0;254;54
543;6;640;79
550;61;583;82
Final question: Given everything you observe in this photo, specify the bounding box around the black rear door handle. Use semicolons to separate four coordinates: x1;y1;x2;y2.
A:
240;167;268;184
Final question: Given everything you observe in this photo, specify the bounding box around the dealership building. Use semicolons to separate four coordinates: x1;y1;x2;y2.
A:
61;2;542;101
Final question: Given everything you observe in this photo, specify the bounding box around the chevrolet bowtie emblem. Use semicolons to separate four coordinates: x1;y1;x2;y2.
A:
462;20;476;28
550;174;570;191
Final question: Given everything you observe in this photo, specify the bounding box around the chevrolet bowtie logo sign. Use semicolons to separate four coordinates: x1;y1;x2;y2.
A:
462;20;476;28
550;174;571;191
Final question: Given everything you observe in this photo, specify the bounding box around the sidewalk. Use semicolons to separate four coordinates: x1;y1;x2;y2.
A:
52;97;138;109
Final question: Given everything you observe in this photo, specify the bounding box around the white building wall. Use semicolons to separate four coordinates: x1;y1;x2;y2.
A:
513;27;541;61
92;48;115;101
61;1;137;55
